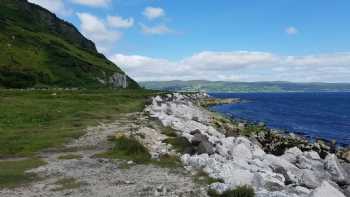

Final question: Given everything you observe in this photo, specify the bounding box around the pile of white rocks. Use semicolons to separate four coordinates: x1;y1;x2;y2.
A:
145;93;350;197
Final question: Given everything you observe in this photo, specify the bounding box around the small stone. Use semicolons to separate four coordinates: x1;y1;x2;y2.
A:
127;161;134;165
197;141;214;155
191;133;208;146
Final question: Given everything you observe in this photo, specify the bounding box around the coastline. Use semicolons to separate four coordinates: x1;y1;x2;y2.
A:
147;92;350;196
1;92;349;197
208;92;350;149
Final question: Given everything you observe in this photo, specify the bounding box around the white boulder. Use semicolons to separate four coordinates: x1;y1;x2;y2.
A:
310;181;346;197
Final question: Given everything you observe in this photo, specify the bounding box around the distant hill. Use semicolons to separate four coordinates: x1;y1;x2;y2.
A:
140;80;350;93
0;0;139;88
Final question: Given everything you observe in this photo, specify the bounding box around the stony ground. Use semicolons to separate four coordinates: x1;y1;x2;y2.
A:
0;113;207;197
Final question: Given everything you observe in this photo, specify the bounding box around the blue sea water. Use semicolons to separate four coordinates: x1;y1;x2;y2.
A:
209;92;350;146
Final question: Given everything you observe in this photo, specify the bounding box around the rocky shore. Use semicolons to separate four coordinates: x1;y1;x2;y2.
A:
146;92;350;197
1;92;349;197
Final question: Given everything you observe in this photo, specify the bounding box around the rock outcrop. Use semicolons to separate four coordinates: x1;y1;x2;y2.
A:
109;73;128;88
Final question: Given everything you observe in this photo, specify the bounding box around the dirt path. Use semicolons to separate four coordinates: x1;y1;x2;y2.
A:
0;113;207;197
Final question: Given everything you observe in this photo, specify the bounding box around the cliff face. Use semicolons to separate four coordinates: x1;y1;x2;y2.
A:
0;0;139;88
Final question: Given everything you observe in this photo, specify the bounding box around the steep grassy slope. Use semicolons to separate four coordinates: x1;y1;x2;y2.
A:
0;0;138;88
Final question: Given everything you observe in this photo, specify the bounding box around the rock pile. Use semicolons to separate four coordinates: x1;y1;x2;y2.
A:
146;93;350;197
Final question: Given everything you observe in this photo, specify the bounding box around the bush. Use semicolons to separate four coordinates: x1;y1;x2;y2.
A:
208;185;255;197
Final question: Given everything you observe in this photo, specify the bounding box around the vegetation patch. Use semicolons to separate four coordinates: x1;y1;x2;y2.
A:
153;154;182;169
193;170;224;186
57;154;82;160
52;177;81;191
161;126;178;137
0;158;46;188
96;135;151;164
241;124;267;137
162;136;193;154
0;89;155;157
208;185;255;197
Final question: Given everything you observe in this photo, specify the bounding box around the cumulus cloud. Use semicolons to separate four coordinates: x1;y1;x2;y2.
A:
140;23;172;35
143;7;165;20
110;51;350;82
77;12;121;52
286;26;298;35
71;0;111;7
107;16;134;29
28;0;72;16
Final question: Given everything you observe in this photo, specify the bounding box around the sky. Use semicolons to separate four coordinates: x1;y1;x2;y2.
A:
28;0;350;82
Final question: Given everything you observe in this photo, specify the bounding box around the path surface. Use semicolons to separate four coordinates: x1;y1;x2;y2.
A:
0;113;206;197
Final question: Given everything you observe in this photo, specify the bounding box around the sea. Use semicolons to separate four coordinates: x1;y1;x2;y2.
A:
209;92;350;146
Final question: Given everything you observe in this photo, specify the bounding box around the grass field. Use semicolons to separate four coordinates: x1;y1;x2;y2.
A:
0;89;155;158
0;89;156;188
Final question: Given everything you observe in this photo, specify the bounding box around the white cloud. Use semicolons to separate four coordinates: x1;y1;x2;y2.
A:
143;7;165;20
110;51;350;83
28;0;72;16
286;26;298;35
140;23;172;35
107;16;134;29
71;0;111;7
77;13;121;53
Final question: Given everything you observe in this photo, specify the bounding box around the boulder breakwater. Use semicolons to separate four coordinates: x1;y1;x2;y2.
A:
146;92;350;197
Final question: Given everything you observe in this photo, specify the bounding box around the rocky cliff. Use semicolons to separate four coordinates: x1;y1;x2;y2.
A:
0;0;139;88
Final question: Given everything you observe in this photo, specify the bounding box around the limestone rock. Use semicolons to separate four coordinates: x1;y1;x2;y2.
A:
324;154;348;184
197;141;214;155
300;169;319;189
310;181;346;197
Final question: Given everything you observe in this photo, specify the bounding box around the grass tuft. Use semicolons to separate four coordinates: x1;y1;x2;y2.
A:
193;170;224;185
162;136;193;154
96;136;151;164
153;154;182;169
208;185;255;197
161;127;178;137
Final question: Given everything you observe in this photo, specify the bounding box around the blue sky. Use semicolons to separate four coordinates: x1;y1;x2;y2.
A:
28;0;350;82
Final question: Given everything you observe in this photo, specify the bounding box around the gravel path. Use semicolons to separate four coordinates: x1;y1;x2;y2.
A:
0;113;207;197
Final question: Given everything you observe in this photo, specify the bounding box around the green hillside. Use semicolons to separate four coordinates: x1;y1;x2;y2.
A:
0;0;139;88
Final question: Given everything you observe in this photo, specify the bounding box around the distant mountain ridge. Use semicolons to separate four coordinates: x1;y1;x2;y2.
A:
140;80;350;93
0;0;139;88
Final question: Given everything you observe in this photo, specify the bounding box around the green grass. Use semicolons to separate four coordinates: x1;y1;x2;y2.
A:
97;135;183;168
241;124;267;137
162;136;193;154
154;154;182;169
0;158;46;188
161;126;178;137
208;185;255;197
0;89;155;157
96;135;152;164
0;0;139;88
193;170;223;186
52;177;81;191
